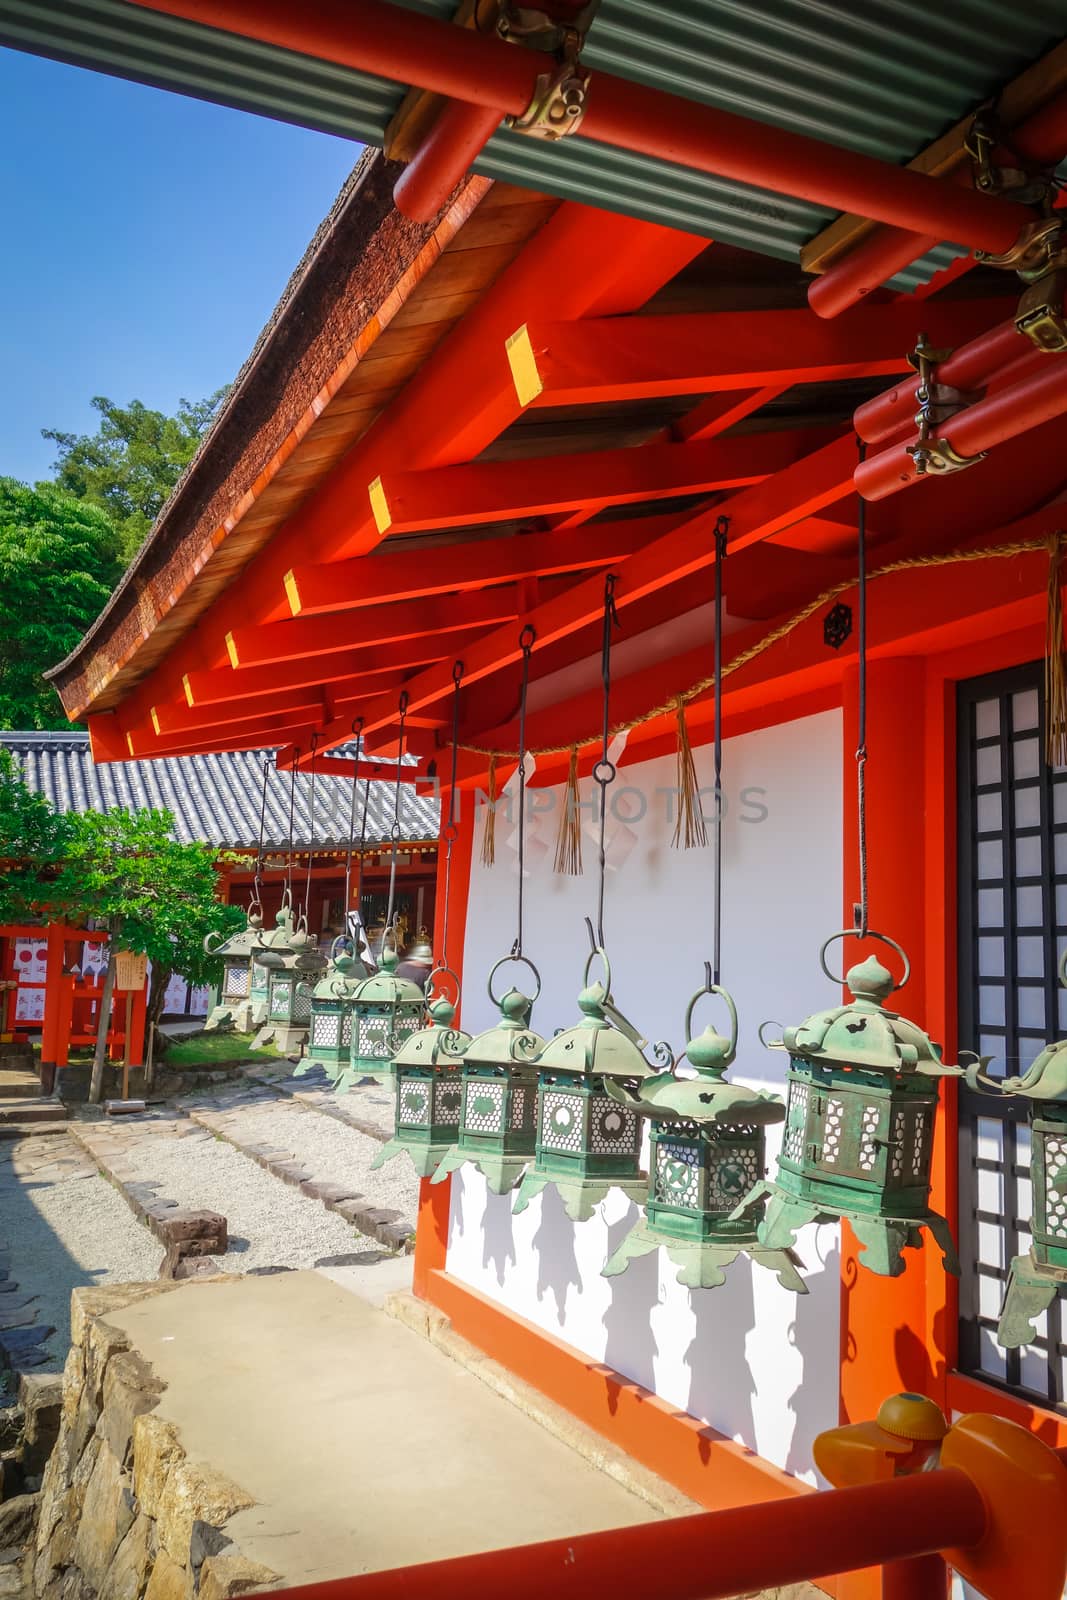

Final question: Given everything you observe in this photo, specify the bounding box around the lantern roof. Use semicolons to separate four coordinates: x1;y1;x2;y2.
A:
461;987;545;1072
773;955;959;1078
350;945;424;1006
534;978;658;1081
391;997;471;1071
312;946;368;1000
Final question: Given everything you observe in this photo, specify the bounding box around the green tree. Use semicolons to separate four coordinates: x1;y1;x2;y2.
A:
0;749;72;922
42;391;227;560
0;479;124;730
50;806;241;1099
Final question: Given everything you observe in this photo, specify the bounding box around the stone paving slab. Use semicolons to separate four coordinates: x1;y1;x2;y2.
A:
239;1061;396;1142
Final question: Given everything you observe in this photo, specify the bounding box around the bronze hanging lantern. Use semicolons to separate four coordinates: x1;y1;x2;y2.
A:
203;901;262;1034
300;935;367;1076
513;947;662;1222
998;951;1067;1347
335;930;425;1089
733;933;963;1277
432;956;544;1195
372;967;470;1180
604;978;805;1290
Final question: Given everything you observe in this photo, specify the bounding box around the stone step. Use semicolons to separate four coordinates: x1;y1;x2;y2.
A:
0;1101;66;1127
0;1122;69;1141
0;1068;42;1100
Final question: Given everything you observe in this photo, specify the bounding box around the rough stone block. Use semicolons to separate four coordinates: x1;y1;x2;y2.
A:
72;1441;135;1590
143;1546;192;1600
102;1512;155;1600
0;1492;36;1549
198;1551;280;1598
101;1351;163;1469
19;1372;62;1476
131;1415;183;1526
0;1408;22;1453
156;1454;254;1567
152;1211;228;1251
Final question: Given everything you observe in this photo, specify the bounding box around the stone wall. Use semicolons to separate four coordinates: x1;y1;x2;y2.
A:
32;1283;277;1600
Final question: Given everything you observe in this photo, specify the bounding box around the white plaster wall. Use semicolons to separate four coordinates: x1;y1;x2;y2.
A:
447;709;844;1482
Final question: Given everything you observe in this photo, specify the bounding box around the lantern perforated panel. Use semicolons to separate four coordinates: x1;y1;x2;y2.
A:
958;663;1067;1410
399;1083;432;1127
463;1081;506;1134
312;1014;341;1048
656;1141;701;1208
224;965;250;998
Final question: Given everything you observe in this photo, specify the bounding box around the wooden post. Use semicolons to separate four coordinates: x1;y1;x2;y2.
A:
121;990;133;1102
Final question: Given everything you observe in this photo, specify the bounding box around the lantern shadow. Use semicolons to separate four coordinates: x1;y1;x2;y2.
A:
481;1186;517;1286
684;1258;758;1453
531;1184;582;1326
785;1233;840;1477
602;1201;659;1403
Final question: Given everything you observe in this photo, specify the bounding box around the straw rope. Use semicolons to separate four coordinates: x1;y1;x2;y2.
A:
463;536;1053;760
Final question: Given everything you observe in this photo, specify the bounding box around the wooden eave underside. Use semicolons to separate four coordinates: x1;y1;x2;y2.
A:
67;175;1067;784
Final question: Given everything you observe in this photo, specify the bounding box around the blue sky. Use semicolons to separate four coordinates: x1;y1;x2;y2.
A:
0;47;357;485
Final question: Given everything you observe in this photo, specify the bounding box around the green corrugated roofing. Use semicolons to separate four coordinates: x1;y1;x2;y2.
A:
0;0;1062;281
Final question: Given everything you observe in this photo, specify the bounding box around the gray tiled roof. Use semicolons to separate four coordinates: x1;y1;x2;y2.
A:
0;732;438;851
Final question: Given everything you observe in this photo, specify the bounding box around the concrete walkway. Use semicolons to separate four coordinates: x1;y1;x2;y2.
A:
107;1271;670;1589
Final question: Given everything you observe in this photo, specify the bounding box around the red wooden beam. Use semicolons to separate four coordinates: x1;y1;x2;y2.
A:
674;387;788;444
121;717;319;762
149;688;323;738
506;300;1011;408
224;589;525;670
181;644;456;708
370;429;830;535
325;431;866;746
283;517;663;619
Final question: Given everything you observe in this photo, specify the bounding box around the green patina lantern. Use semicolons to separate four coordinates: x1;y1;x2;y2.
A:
733;932;964;1278
432;956;545;1195
334;931;425;1091
371;968;470;1180
251;893;324;1054
512;949;661;1222
603;979;805;1291
297;935;368;1077
203;904;263;1033
998;952;1067;1347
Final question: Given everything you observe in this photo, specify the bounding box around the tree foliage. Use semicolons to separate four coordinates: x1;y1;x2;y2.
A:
0;479;125;730
42;391;227;561
0;749;72;922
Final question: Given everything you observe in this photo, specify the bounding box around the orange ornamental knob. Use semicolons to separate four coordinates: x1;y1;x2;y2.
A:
813;1393;949;1489
876;1391;950;1443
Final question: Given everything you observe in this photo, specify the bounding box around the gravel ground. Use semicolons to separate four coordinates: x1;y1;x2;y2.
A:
239;1063;398;1141
103;1116;397;1268
188;1091;419;1223
0;1136;163;1369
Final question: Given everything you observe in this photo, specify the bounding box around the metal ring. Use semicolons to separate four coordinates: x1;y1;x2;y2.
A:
582;945;612;994
390;821;402;841
592;758;616;787
279;887;294;913
425;963;461;1009
452;660;465;685
818;929;910;990
330;933;354;962
1059;948;1067;991
488;953;542;1008
441;822;460;846
758;1018;785;1049
684;981;738;1064
518;624;536;652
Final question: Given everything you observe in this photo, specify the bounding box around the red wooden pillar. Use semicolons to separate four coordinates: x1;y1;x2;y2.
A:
413;793;475;1300
838;658;949;1600
54;973;75;1069
127;981;148;1068
38;921;68;1094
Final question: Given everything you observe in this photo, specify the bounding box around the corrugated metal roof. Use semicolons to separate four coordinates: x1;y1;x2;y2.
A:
0;0;1062;280
0;732;439;850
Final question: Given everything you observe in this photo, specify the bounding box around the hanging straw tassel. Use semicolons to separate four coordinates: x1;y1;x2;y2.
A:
481;754;499;866
672;696;708;850
1047;531;1067;768
554;745;584;875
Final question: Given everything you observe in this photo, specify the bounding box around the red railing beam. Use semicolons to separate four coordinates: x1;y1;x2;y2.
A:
856;356;1067;500
266;1468;987;1600
393;100;501;221
809;84;1067;318
129;0;1030;252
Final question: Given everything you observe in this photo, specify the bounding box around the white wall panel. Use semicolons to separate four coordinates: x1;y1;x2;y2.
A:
447;709;844;1480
